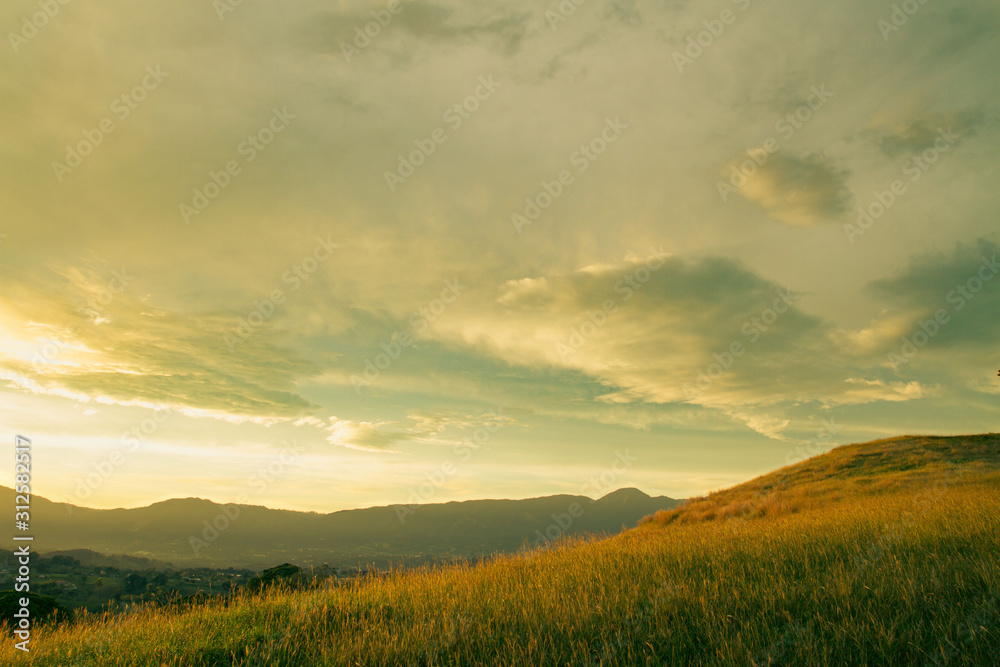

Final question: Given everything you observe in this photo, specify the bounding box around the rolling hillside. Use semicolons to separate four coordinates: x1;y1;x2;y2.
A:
7;434;999;665
643;432;1000;527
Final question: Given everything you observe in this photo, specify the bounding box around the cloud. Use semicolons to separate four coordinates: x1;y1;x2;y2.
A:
405;408;514;437
301;2;532;58
325;418;408;452
869;107;986;157
424;252;921;423
734;152;853;227
600;0;643;27
393;4;531;54
866;238;1000;348
324;408;514;451
724;411;791;441
840;378;930;403
0;269;319;420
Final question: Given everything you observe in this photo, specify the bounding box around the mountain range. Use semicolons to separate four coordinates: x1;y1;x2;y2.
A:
0;487;681;569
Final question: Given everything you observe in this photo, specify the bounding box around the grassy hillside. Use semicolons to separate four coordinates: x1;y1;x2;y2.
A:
6;434;999;666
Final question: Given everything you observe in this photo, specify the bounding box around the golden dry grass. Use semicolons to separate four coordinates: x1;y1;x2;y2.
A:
6;434;998;666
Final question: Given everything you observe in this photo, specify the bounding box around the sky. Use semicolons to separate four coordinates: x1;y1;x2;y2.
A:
1;0;998;513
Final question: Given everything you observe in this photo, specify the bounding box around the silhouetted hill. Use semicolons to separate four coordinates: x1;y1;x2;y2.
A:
0;487;680;569
42;549;174;571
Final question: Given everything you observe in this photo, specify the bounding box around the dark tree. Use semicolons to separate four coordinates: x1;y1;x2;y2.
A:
41;555;81;572
124;573;148;594
0;591;71;628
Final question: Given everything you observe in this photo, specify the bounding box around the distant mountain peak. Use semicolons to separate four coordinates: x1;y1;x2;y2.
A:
597;488;650;503
146;497;219;511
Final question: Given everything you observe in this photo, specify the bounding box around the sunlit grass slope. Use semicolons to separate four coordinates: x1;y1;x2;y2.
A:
8;434;999;666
